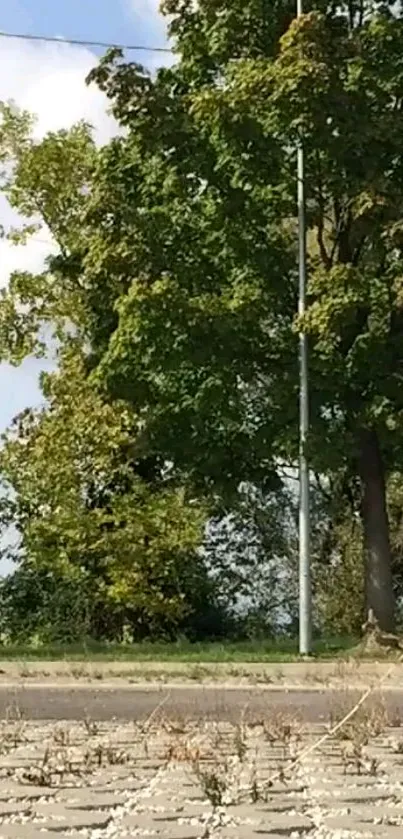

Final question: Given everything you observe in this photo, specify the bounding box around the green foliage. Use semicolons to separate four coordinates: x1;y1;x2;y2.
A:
0;565;93;644
77;1;403;491
316;515;365;637
204;483;299;636
2;1;403;636
0;350;223;641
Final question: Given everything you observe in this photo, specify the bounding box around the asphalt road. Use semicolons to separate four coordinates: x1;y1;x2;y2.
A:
0;685;402;722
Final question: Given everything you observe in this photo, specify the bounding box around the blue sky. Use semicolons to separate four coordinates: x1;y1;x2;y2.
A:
0;0;169;432
1;0;168;52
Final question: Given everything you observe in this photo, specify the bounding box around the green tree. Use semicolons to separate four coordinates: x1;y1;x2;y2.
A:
203;483;299;636
0;349;221;642
86;2;403;630
2;0;403;631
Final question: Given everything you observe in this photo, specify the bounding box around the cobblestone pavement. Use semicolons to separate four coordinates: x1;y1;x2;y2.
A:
0;699;403;837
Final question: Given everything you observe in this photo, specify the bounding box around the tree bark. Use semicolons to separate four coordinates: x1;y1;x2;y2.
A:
358;428;395;632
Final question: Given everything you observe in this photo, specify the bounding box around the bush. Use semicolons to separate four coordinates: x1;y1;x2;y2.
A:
0;565;93;644
315;517;365;637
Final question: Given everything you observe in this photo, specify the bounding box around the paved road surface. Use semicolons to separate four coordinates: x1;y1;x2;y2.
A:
0;685;402;721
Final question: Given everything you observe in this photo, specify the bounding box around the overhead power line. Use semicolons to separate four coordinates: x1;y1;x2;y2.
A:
0;30;173;54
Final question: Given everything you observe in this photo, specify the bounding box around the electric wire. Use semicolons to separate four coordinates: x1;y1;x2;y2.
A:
0;29;173;54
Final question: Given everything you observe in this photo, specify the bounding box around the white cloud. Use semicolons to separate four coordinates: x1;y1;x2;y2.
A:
0;37;122;572
0;35;121;270
0;36;120;417
0;37;119;289
0;37;117;142
0;37;120;419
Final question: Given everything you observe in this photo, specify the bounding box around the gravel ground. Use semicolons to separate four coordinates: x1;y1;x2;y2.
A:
0;695;403;837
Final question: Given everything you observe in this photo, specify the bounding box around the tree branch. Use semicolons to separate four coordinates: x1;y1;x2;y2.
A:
315;152;332;269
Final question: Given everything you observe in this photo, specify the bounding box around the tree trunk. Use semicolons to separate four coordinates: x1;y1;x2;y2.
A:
358;428;395;632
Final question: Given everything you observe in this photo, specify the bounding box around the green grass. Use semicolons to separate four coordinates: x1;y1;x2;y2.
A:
0;636;359;662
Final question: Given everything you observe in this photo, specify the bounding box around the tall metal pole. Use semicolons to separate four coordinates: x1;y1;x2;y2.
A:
297;0;311;655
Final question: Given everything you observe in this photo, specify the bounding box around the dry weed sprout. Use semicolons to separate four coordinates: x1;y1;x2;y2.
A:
233;724;247;762
262;711;303;762
163;717;214;767
133;693;171;758
20;743;84;787
340;739;380;777
158;714;194;763
330;695;388;746
160;714;189;736
248;756;266;804
328;695;389;777
208;722;227;755
5;700;24;723
84;742;128;768
191;721;266;810
52;725;71;747
162;720;243;809
263;711;302;744
193;761;228;807
0;702;28;751
164;735;205;764
18;713;135;788
82;715;99;737
387;735;403;753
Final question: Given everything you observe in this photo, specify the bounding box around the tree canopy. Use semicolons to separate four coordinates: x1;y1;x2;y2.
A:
2;0;403;635
0;348;221;642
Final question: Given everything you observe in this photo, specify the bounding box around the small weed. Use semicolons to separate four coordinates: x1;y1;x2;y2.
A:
92;669;104;681
228;665;243;679
368;756;379;776
341;740;364;775
52;726;71;747
247;756;269;803
255;670;273;685
22;743;84;786
388;708;402;728
194;763;228;807
18;662;33;679
189;664;210;681
263;712;302;750
161;715;188;736
70;664;89;679
330;696;388;743
332;659;349;681
250;778;260;802
86;743;128;768
209;723;226;754
165;737;203;764
277;763;288;784
23;747;53;786
233;722;248;762
388;736;403;753
3;702;26;747
340;741;379;776
83;715;99;736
